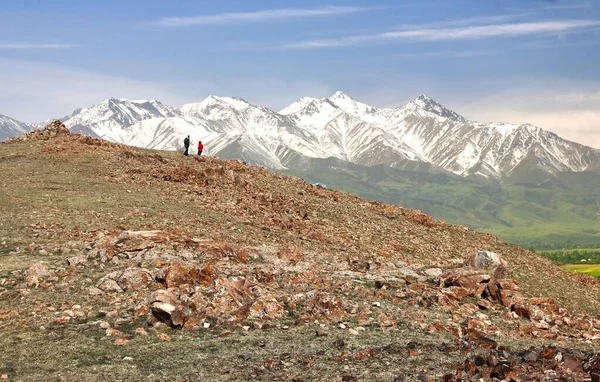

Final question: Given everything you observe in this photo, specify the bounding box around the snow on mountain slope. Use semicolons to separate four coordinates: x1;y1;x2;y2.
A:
15;91;597;179
61;98;178;138
0;115;33;141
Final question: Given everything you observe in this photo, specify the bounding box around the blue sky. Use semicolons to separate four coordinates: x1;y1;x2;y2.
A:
1;0;599;147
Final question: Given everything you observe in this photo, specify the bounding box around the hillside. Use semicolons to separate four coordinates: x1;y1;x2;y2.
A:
3;93;599;250
2;125;600;380
283;158;600;250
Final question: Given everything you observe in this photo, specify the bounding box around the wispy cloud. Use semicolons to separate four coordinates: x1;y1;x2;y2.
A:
394;14;530;30
280;20;600;49
393;50;494;59
543;2;594;10
0;43;75;50
156;6;377;27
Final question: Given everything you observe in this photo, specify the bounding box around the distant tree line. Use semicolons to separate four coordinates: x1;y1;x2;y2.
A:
540;249;600;265
520;240;600;252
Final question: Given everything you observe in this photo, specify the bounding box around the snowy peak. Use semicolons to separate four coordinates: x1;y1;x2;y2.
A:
181;95;252;119
325;91;382;122
279;97;321;115
61;98;178;138
328;90;354;101
0;115;33;140
399;94;466;122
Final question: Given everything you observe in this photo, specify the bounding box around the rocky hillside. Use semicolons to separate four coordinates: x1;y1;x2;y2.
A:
2;125;600;380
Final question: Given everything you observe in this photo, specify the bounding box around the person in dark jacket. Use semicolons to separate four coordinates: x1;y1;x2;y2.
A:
183;135;190;156
197;140;204;156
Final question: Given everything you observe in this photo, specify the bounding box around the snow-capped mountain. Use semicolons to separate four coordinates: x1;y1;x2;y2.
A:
0;115;33;141
61;98;178;138
5;92;597;179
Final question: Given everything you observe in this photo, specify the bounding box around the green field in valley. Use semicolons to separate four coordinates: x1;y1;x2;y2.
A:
562;264;600;278
282;156;600;251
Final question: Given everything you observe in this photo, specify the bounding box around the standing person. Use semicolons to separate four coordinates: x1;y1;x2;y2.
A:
197;140;204;156
183;135;190;156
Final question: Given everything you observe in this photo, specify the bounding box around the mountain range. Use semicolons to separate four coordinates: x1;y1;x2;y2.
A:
3;91;599;180
3;92;599;248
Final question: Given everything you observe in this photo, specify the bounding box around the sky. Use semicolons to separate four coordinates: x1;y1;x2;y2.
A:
1;0;599;148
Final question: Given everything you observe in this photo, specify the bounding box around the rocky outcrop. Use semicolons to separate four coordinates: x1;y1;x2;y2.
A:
9;120;70;142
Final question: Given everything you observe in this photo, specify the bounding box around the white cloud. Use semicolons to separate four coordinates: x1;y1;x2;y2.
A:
542;2;594;10
156;6;376;27
0;43;75;50
392;50;494;59
280;20;600;49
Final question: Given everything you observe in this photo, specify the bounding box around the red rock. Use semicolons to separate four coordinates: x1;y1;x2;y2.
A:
105;328;122;336
528;297;552;305
113;338;129;346
156;332;171;341
117;268;153;291
305;292;345;319
478;299;492;310
498;279;520;291
164;265;191;288
135;305;150;318
170;308;186;327
190;264;216;287
248;299;285;320
512;303;532;320
135;327;148;335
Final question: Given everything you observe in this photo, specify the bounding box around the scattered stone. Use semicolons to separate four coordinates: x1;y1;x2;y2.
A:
67;256;86;266
96;278;123;293
99;321;110;329
156;332;171;341
106;328;122;336
424;268;442;277
238;353;252;361
113;338;129;346
478;299;492;310
117;268;153;291
135;327;148;335
25;262;49;285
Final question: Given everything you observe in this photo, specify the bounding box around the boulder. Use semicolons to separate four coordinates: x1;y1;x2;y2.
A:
512;302;532;320
474;250;507;279
151;302;177;323
97;278;123;293
25;262;50;285
164;265;192;288
117;268;153;291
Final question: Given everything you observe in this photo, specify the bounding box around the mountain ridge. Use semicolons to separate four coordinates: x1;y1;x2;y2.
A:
2;91;599;179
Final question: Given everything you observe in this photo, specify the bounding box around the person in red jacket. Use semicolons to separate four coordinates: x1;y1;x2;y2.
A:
197;140;204;156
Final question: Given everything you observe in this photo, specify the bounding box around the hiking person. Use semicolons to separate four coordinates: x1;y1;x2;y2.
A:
197;140;204;156
183;135;190;156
